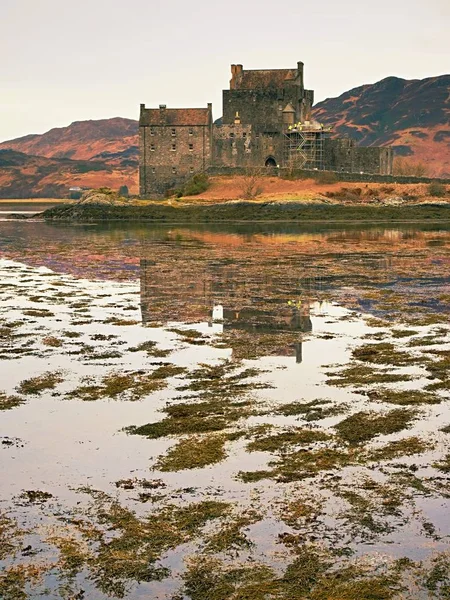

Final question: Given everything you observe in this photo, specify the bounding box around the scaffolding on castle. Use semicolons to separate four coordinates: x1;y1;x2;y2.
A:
283;128;326;170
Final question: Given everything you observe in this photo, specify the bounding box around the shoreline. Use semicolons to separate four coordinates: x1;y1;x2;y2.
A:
37;201;450;224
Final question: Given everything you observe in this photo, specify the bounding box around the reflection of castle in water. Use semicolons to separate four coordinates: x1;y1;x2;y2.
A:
140;258;316;362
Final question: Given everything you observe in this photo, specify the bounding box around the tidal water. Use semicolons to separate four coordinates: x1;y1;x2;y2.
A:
0;220;449;599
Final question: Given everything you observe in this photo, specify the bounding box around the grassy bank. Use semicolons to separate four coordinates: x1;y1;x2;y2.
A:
40;201;450;223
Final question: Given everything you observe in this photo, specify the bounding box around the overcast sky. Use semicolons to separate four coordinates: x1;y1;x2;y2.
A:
1;0;449;142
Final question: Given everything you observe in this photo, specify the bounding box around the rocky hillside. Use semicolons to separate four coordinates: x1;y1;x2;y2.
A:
0;118;139;166
312;75;450;177
0;150;137;198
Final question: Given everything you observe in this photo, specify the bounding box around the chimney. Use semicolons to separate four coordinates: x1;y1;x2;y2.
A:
159;104;167;124
297;61;304;88
207;102;213;123
230;64;243;89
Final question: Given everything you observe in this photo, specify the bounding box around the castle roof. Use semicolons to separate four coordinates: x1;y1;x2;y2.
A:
235;69;298;89
140;108;210;127
283;103;296;113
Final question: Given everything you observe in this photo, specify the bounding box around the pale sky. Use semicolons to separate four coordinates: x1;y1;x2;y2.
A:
1;0;449;142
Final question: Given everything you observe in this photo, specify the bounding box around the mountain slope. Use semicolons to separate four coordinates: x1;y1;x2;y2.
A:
312;75;450;176
0;118;139;164
0;150;137;198
0;74;448;192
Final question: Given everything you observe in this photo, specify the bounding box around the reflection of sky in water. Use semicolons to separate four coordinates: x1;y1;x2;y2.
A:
0;222;450;597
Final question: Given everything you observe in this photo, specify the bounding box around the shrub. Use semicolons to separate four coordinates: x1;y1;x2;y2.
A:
181;173;210;197
428;181;446;198
165;188;177;198
118;185;129;198
239;169;264;199
73;162;106;173
393;158;428;177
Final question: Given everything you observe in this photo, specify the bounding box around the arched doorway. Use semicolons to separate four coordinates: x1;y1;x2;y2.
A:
265;156;277;168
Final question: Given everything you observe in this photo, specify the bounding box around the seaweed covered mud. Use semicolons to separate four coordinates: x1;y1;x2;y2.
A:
0;220;450;599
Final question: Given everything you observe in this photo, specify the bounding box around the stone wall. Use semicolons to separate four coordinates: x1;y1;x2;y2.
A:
212;125;284;168
207;165;450;184
139;124;212;197
323;138;393;175
223;88;298;128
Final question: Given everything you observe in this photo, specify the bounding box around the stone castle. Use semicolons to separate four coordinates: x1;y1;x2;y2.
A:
139;62;393;197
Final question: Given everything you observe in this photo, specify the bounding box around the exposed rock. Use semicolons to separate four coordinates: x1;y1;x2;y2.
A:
383;196;405;205
77;188;126;205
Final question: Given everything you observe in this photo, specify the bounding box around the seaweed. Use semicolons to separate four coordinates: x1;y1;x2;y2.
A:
154;435;228;471
335;409;417;445
368;388;443;405
16;371;63;395
275;399;347;421
246;428;330;453
0;392;25;410
368;436;433;460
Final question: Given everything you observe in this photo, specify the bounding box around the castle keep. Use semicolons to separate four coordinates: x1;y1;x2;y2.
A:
139;62;393;197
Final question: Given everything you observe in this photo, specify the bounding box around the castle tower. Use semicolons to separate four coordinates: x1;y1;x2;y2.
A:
282;103;296;127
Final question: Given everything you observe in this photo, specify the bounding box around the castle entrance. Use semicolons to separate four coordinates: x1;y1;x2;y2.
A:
264;156;277;168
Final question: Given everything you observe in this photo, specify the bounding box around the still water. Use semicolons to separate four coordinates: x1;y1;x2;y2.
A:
0;220;449;599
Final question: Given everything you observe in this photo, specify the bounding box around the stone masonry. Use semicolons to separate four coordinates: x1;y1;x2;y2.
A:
139;62;393;198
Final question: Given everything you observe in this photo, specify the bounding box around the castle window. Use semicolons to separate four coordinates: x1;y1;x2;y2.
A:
171;144;176;151
172;167;177;174
151;167;156;173
189;128;194;135
190;167;194;173
171;128;176;136
150;127;155;136
150;144;155;151
189;143;194;151
243;132;247;138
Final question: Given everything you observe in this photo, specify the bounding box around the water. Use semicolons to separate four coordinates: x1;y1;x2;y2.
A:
0;202;62;217
0;220;449;599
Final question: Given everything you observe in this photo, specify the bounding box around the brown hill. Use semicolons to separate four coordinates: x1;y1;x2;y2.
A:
0;75;448;197
0;150;137;198
312;75;450;177
0;117;139;166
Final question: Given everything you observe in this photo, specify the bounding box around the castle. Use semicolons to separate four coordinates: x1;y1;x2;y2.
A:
139;62;393;197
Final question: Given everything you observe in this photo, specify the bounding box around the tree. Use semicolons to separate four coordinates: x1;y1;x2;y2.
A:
393;158;428;177
239;168;264;199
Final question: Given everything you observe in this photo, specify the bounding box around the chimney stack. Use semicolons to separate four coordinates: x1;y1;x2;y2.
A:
159;104;167;124
297;61;304;88
230;64;243;89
